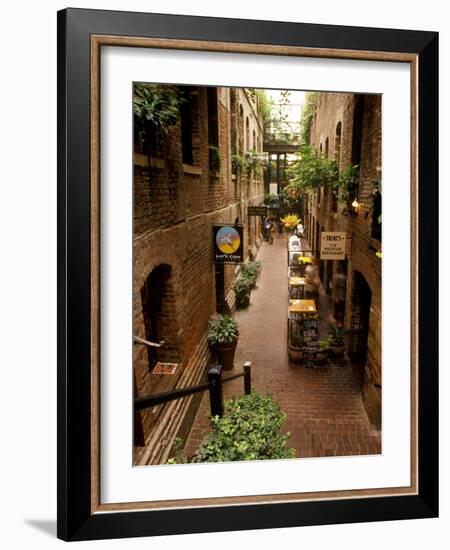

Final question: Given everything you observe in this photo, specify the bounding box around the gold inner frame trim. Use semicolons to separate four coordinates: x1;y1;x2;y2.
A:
90;34;419;514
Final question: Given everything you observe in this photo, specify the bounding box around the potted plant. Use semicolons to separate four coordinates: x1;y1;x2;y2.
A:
317;336;333;365
281;213;301;235
288;324;303;363
207;315;239;371
329;326;347;357
233;276;252;308
241;261;260;289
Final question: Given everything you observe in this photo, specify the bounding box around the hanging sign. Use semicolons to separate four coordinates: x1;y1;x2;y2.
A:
247;206;268;217
320;231;346;260
212;224;244;263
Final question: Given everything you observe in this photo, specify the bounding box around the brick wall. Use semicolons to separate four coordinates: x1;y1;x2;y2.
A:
306;92;382;428
133;85;265;464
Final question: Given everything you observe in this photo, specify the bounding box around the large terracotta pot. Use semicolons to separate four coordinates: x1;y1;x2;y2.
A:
316;350;329;365
288;346;303;364
329;343;345;357
214;339;238;371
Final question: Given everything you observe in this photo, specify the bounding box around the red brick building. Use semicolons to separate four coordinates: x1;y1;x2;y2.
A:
133;85;265;464
304;92;382;429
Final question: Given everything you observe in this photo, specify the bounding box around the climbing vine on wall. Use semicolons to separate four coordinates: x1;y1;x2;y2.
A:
133;83;184;151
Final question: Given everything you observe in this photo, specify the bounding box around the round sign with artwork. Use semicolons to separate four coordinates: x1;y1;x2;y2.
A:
215;226;241;254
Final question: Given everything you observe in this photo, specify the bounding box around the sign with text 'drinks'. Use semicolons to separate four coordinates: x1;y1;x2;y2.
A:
320;232;346;260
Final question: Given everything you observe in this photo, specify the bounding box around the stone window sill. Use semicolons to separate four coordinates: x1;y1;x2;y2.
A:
133;153;165;169
183;164;202;176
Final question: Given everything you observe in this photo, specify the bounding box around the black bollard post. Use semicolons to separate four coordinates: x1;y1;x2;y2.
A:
243;361;252;395
207;364;223;418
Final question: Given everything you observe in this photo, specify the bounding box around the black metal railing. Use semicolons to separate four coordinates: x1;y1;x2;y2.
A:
134;361;252;419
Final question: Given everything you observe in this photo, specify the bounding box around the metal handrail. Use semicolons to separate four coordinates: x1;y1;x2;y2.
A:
134;362;252;418
135;380;213;412
134;335;165;348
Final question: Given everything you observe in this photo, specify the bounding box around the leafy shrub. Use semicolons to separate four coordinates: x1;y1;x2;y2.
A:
207;315;239;345
318;336;333;352
290;326;303;349
133;83;183;150
232;277;253;307
299;92;318;146
263;193;281;208
208;145;221;172
166;437;188;465
331;164;360;212
192;392;295;462
286;145;338;193
329;326;347;344
240;261;260;288
231;154;248;174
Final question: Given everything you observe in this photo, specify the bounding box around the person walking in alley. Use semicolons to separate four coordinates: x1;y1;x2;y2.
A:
277;219;284;238
304;260;320;307
264;215;272;242
331;265;347;327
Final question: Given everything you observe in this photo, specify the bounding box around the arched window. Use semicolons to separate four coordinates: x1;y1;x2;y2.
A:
325;137;329;159
238;105;244;155
335;122;342;168
351;96;365;199
230;90;237;155
252;129;256;151
245;117;250;152
332;122;342;212
207;87;219;148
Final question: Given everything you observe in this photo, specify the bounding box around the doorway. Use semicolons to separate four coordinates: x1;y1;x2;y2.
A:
348;270;372;386
140;264;179;369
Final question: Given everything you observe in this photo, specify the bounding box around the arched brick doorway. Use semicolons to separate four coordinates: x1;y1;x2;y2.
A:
140;263;180;368
348;270;372;387
134;263;181;446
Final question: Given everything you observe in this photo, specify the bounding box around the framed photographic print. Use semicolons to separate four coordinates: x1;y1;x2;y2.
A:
57;8;438;541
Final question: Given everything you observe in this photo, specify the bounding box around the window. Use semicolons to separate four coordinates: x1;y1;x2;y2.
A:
371;188;382;241
207;87;219;147
179;87;193;165
207;88;220;172
351;96;365;198
335;122;342;167
333;122;342;212
246;116;250;152
238;104;244;155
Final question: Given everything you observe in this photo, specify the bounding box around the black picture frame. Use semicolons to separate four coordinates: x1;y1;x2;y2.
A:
57;8;438;541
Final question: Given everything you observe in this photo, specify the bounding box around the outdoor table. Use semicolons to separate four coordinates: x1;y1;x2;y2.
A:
289;299;317;315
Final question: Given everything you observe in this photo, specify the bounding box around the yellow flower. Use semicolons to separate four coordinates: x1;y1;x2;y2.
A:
281;214;301;231
298;256;312;264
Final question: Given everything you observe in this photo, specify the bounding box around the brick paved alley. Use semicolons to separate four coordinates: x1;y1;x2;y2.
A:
184;235;381;460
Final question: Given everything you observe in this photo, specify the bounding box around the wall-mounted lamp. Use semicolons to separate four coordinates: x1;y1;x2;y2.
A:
351;198;360;209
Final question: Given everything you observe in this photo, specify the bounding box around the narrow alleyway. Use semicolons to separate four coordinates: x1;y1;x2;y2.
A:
184;236;381;459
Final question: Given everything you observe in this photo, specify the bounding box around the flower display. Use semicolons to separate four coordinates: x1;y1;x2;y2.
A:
297;256;312;264
281;214;301;231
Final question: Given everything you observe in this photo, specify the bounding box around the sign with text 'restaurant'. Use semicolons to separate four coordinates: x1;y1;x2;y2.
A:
212;224;244;263
320;232;346;260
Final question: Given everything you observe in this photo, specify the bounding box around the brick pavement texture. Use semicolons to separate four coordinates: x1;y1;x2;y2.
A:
184;236;381;460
